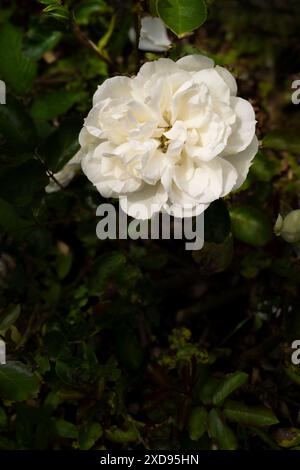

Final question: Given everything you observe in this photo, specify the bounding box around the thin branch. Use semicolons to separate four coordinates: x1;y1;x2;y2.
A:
35;150;65;191
71;15;120;74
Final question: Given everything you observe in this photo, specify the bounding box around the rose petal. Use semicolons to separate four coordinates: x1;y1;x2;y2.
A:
224;135;259;190
120;184;168;219
215;66;237;96
176;54;214;72
93;76;132;105
138;17;171;52
223;97;256;155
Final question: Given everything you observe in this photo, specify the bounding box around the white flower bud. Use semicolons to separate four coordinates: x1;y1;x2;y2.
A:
274;210;300;243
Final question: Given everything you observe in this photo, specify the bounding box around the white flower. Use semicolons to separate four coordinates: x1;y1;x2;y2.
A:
128;16;171;52
45;150;82;193
138;16;171;52
274;210;300;243
79;55;258;218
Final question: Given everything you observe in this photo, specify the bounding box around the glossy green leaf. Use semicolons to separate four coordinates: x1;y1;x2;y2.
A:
212;372;248;406
230;206;273;247
199;377;219;405
204;199;231;244
0;23;37;94
188;406;207;441
53;419;78;439
156;0;207;37
0;96;37;151
0;361;39;401
249;150;281;182
208;409;238;450
38;118;82;172
223;400;279;427
79;422;103;450
31;90;84;121
42;4;70;21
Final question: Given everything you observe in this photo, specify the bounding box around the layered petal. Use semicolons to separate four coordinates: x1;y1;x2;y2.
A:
120;183;168;219
223;97;256;155
224;135;259;190
176;54;214;72
138;16;171;52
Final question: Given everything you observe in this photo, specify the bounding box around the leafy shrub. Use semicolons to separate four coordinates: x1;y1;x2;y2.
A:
0;0;300;450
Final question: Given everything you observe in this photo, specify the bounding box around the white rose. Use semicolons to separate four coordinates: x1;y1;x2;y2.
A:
45;149;82;193
79;55;258;218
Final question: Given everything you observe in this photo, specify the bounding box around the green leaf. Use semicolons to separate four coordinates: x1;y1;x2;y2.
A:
105;425;140;443
0;198;32;238
223;401;279;427
42;4;70;21
263;132;300;155
199;377;219;405
0;361;39;401
24;30;62;60
56;253;73;280
0;95;37;151
208;409;238;450
188;406;207;441
38;118;82;172
74;1;110;26
212;371;248;406
0;159;48;206
89;252;141;297
34;354;51;375
230;206;273;247
0;305;21;333
156;0;207;37
53;419;78;439
31;90;84;121
204;199;231;244
249;150;281;182
0;23;37;94
114;328;144;371
79;423;103;450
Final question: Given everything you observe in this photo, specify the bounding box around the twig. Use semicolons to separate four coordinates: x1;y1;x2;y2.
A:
71;14;120;74
35;150;65;191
